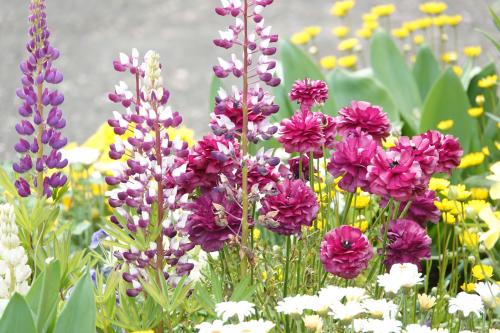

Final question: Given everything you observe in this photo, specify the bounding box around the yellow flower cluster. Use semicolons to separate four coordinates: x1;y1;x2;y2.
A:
437;119;453;131
419;2;448;15
478;75;498;89
464;46;482;59
331;0;355;17
458;152;485;169
467;107;484;118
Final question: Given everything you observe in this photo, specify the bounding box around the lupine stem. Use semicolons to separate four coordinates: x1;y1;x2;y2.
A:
36;69;44;198
239;0;250;279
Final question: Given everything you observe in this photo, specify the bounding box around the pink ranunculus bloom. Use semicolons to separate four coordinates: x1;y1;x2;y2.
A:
336;101;391;142
289;78;329;111
383;219;431;270
278;110;325;156
260;179;319;235
419;130;463;174
393;135;439;177
328;129;378;193
184;189;246;252
367;147;424;202
320;225;373;279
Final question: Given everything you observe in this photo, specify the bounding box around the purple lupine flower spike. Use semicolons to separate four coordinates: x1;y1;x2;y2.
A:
13;0;67;198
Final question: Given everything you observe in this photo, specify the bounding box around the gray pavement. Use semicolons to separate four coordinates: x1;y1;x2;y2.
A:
1;0;499;159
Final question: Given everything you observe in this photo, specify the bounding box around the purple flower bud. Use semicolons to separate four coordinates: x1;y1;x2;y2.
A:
15;120;35;135
126;288;140;297
14;139;31;153
14;178;31;197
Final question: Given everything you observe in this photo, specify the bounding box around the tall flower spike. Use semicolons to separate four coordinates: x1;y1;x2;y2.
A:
105;50;194;295
13;0;67;198
0;204;31;300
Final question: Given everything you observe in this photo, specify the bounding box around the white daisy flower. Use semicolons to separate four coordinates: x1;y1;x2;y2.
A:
329;301;364;321
362;298;398;319
354;318;402;333
276;295;309;316
448;292;484;317
474;281;500;309
229;320;275;333
196;320;227;333
377;263;423;294
215;301;255;322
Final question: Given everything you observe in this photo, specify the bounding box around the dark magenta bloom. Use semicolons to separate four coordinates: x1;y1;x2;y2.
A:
336;101;391;142
320;225;373;279
328;130;378;193
184;189;246;252
383;219;431;270
260;179;319;235
289;78;329;111
367;147;424;202
393;135;439;177
419;130;462;174
402;190;441;226
278;110;325;156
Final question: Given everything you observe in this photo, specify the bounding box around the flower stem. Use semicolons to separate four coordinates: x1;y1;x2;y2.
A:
283;236;291;333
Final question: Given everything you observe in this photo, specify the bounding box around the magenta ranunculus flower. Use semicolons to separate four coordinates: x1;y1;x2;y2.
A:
403;190;441;226
336;101;391;142
328;130;378;193
393;135;439;177
278;110;325;156
320;225;373;279
367;147;424;202
419;130;463;174
185;189;246;252
383;219;431;270
289;78;329;111
260;179;319;235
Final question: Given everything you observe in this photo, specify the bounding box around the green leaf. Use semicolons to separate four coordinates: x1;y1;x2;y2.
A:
0;294;37;333
209;75;223;113
0;167;17;199
467;63;497;110
279;40;336;115
26;260;61;333
477;29;500;53
327;68;400;123
230;276;257;302
413;46;441;101
489;6;500;31
54;273;96;333
370;30;421;134
421;68;473;153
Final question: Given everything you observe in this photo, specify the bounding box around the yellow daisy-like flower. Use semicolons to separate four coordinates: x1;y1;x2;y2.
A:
62;196;72;211
354;218;369;233
261;271;268;281
332;26;350;38
482;146;490;156
371;4;396;17
478;74;498;88
330;0;355;17
320;56;337;70
461;282;476;292
464;46;482;58
417;17;433;29
413;34;425;45
452;66;463;77
479;205;500;249
459;230;479;249
470;188;489;200
468;107;484;118
363;21;379;31
441;52;458;64
419;2;448;15
338;55;358;68
304;26;322;38
441;184;471;201
471;264;494;280
435;199;461;215
363;13;378;22
291;31;311;45
442;212;456;224
352;195;370;209
167;126;195;147
487;162;500;200
404;21;421;32
253;228;261;241
458;152;485;169
338;38;359;51
432;15;448;27
429;177;450;191
356;28;373;39
446;15;462;26
392;27;409;39
437;119;453;130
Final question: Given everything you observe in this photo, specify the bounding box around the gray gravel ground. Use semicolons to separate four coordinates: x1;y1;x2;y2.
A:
1;0;499;160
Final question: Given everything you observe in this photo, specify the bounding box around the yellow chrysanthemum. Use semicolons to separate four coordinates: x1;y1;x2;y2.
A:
338;55;358;68
352;195;370;209
442;212;456;224
371;4;396;17
253;228;261;241
363;21;379;31
437;119;453;130
429;178;450;191
435;199;461;215
320;56;337;70
478;75;498;88
392;27;409;39
419;2;448;15
363;13;378;22
441;184;471;201
414;34;425;45
470;188;489;200
452;66;463;77
291;31;311;45
304;26;322;38
331;0;355;17
464;46;482;58
441;52;458;64
471;264;494;280
338;38;359;51
447;15;462;26
332;26;350;38
461;282;476;292
467;107;484;118
432;15;448;27
357;28;373;39
458;152;485;169
354;218;369;233
459;230;479;248
403;21;421;32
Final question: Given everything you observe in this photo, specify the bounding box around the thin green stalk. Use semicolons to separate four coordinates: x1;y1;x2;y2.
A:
283;236;292;333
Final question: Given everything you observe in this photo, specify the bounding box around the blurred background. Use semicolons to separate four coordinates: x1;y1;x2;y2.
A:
1;0;499;159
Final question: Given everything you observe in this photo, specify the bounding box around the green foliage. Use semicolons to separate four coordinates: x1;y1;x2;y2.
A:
0;294;37;333
413;46;440;101
209;75;223;113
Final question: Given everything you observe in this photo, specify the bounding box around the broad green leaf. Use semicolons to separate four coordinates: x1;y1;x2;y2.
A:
327;68;400;123
421;68;473;153
26;260;61;333
0;167;17;199
279;40;336;115
230;276;258;302
371;30;421;134
413;46;441;101
0;294;37;333
467;63;497;111
54;273;96;333
209;75;223;113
